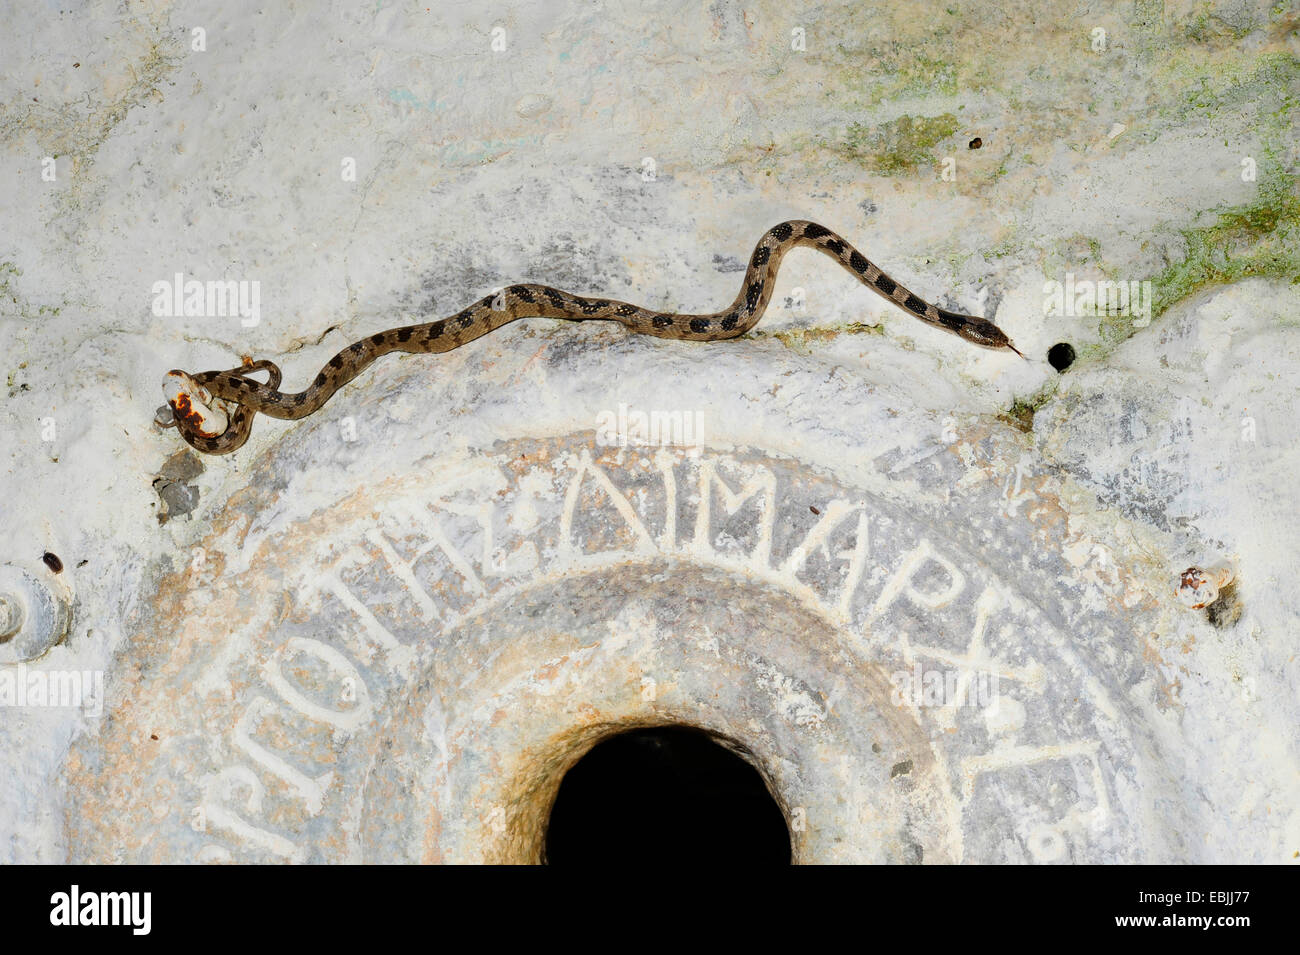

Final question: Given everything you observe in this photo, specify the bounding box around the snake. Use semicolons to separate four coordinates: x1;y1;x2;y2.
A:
164;220;1023;454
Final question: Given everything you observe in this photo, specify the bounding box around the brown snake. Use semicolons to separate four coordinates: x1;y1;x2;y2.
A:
165;220;1023;454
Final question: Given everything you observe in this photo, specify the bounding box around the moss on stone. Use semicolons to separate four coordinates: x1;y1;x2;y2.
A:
1000;384;1059;433
1147;166;1300;324
840;113;960;174
894;55;959;98
0;261;20;304
1082;53;1300;343
0;261;62;319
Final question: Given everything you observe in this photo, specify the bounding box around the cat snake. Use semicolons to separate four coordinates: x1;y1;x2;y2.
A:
162;220;1023;454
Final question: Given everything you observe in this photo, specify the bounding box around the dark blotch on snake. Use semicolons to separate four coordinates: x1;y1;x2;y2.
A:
315;373;326;387
849;250;869;273
397;328;412;342
721;313;739;331
875;273;896;295
513;285;535;303
752;245;770;266
329;354;344;368
936;309;967;330
904;294;928;316
652;315;673;329
427;321;445;338
370;333;385;345
825;238;845;256
770;223;793;241
616;304;636;316
689;318;710;333
746;281;762;309
802;223;831;239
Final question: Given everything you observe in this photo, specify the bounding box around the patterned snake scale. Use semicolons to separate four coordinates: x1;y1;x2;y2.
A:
167;220;1023;454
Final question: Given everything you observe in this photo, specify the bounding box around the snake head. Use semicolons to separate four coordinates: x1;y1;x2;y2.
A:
959;317;1025;357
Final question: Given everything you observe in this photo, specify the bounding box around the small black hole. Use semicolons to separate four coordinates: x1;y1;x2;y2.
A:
545;726;790;865
1047;342;1076;372
968;137;983;149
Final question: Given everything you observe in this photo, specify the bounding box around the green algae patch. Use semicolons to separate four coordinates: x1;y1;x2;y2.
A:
999;398;1038;434
892;55;959;99
1147;169;1300;325
1068;52;1300;351
840;113;959;174
999;384;1059;434
1078;167;1299;356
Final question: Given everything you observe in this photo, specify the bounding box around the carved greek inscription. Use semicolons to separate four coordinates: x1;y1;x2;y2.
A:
186;446;1116;862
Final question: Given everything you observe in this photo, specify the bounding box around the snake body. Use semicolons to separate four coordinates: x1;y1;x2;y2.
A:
167;220;1021;454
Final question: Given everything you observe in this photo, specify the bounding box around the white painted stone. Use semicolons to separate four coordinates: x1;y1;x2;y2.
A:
1;0;1296;864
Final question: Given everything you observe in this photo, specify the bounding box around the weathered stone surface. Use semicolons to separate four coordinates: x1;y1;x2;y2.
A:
3;0;1298;864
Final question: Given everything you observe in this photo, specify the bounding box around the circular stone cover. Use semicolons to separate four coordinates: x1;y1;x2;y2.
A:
67;334;1174;864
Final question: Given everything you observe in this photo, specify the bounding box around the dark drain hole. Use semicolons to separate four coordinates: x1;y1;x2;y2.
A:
1048;342;1076;371
544;726;791;865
